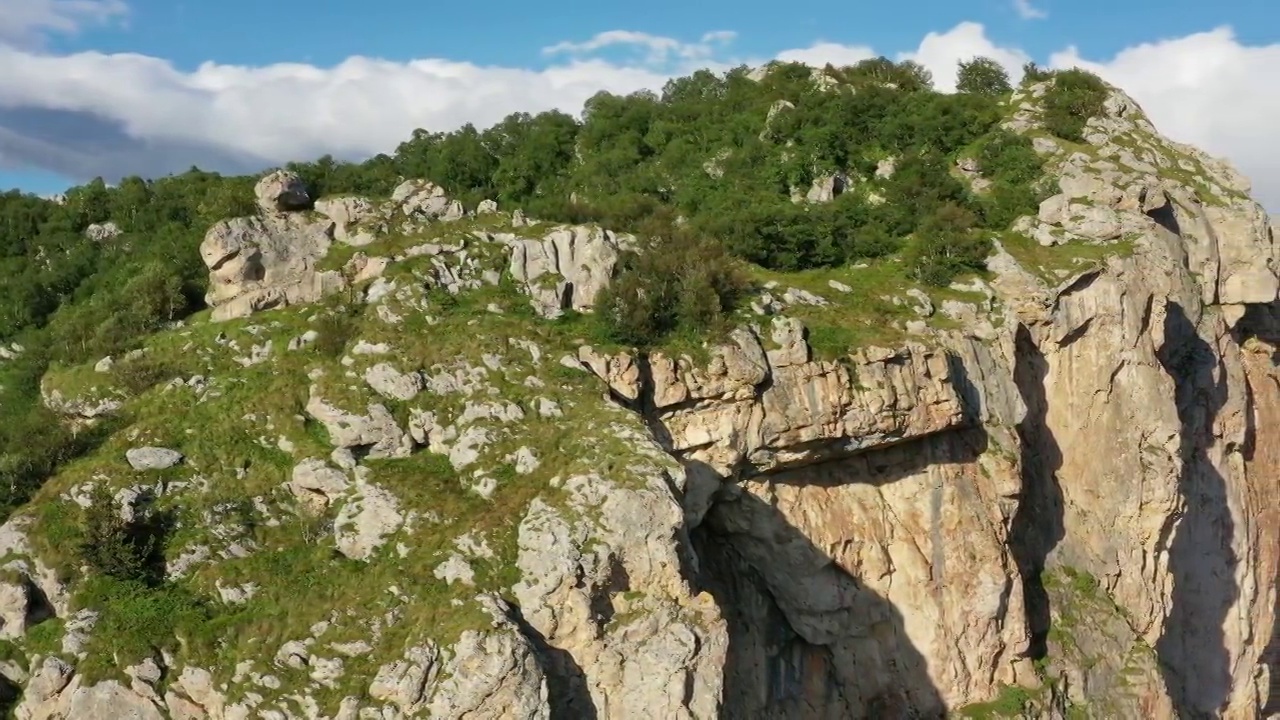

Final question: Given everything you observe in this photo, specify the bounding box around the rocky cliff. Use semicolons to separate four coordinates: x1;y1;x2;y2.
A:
2;77;1279;720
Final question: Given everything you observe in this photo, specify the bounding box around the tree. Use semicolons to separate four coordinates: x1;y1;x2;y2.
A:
957;57;1012;96
79;485;154;582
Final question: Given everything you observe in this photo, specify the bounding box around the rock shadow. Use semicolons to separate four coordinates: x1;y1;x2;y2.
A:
1007;324;1066;660
1154;302;1237;716
506;603;599;720
691;425;986;718
1237;302;1280;716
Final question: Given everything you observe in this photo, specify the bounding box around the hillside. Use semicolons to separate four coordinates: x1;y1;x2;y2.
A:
0;57;1278;719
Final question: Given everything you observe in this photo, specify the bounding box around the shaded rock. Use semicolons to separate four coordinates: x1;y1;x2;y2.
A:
254;169;311;213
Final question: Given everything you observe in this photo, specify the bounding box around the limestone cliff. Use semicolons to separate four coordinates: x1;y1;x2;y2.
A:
2;77;1279;720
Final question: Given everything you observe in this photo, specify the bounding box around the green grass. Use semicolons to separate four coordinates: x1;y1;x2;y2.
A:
999;230;1134;284
12;226;693;713
738;259;986;360
956;684;1040;719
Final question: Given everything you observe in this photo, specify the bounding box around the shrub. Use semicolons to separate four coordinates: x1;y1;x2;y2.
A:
957;57;1013;97
595;226;747;348
907;203;993;285
313;308;360;358
1041;69;1109;142
110;354;178;395
78;485;155;583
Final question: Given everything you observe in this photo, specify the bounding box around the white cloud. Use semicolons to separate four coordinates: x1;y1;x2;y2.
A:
0;0;127;48
1013;0;1048;20
542;29;735;66
775;41;877;68
0;20;1277;211
1049;27;1280;209
898;22;1031;92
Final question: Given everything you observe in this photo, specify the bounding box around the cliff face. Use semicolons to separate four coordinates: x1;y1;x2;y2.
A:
3;81;1279;719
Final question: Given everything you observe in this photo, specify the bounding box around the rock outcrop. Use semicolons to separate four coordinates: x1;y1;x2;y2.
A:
505;225;632;318
200;172;345;322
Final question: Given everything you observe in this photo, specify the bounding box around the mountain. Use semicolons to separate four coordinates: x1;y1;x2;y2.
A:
0;58;1277;719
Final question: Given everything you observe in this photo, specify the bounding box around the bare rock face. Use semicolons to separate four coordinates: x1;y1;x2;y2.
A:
314;196;382;246
200;212;344;322
512;466;726;718
255;170;312;213
507;226;632;318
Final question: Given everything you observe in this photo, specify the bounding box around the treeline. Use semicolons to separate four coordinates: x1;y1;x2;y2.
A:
0;57;1110;514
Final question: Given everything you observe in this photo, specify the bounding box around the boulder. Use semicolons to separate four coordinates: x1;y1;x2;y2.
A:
125;447;183;471
200;205;344;321
254;170;311;213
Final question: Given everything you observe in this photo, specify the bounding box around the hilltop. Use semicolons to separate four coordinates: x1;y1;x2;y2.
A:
0;56;1278;719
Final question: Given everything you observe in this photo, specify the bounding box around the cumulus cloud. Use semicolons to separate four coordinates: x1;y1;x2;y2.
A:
1012;0;1048;21
898;22;1031;92
542;29;736;66
1049;27;1280;209
774;42;877;68
0;0;127;48
0;17;1278;210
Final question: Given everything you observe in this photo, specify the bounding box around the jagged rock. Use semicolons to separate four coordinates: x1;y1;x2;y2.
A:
334;477;404;561
288;458;350;512
255;170;312;213
200;209;344;322
512;469;726;718
363;363;424;401
577;346;642;402
314;196;381;246
369;644;441;714
425;595;551;719
477;199;499;214
803;173;847;203
305;389;412;459
392;179;453;220
507;226;630;318
40;386;122;420
344;252;388;284
125;447;183;471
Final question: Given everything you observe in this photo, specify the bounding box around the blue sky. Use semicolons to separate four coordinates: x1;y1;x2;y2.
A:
51;0;1276;70
2;0;1279;207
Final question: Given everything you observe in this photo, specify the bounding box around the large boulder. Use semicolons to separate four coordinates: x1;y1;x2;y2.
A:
200;184;345;322
314;196;383;246
506;226;631;318
254;170;312;214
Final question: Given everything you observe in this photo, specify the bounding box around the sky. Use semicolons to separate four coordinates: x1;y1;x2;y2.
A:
0;0;1278;209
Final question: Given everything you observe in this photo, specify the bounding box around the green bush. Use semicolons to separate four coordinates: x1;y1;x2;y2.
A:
78;485;156;584
312;309;360;358
956;57;1012;97
595;225;747;348
1041;69;1109;142
76;575;212;678
110;354;178;395
907;203;993;286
